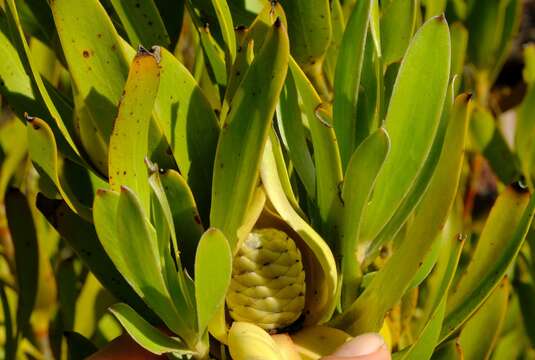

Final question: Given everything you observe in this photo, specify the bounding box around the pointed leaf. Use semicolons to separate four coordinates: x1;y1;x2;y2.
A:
340;128;390;309
332;0;372;168
36;195;157;323
210;0;236;62
210;19;289;251
153;48;219;223
334;93;470;335
394;230;465;360
442;184;535;341
279;0;331;73
110;303;194;356
381;0;417;66
3;0;81;163
26;116;92;221
289;59;343;245
360;15;451;245
50;0;129;145
458;278;509;360
159;169;204;274
277;73;316;198
109;47;161;214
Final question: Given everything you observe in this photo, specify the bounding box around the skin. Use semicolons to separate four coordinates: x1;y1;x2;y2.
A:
88;332;391;360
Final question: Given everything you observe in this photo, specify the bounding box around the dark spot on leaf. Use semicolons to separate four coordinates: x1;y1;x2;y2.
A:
83;50;90;58
194;215;201;224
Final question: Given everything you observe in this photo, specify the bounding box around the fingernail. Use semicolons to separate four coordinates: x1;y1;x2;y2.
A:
331;333;385;357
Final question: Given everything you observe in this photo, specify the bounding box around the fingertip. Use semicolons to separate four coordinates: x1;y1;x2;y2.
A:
322;333;391;360
332;333;386;357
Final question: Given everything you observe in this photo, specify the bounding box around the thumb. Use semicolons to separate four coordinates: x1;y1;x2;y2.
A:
322;333;390;360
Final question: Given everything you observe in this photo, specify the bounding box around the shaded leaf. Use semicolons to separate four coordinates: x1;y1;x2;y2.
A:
110;303;194;356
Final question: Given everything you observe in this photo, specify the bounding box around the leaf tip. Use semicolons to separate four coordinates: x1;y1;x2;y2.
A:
136;45;161;64
511;177;530;194
96;189;107;196
434;13;446;23
145;157;158;175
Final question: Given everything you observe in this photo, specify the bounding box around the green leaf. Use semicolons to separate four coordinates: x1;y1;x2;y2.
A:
261;138;338;325
195;21;228;86
441;184;535;341
340;128;390;309
333;93;470;335
64;331;98;360
210;0;236;63
277;72;316;198
360;15;451;247
109;0;170;48
0;119;27;202
153;48;219;224
26;115;92;221
381;0;417;66
210;18;289;251
395;226;465;360
50;0;129;146
324;0;344;86
268;129;304;216
5;189;38;336
195;228;232;333
458;278;509;360
365;78;456;258
3;0;82;163
515;279;535;347
73;273;109;338
94;187;195;342
431;339;463;360
117;186;192;337
289;59;343;245
110;303;194;356
332;0;372;168
523;44;535;85
516;83;535;186
36;195;157;323
147;167;197;326
159;169;204;275
0;11;42;121
109;47;161;214
279;0;331;71
355;33;381;148
394;302;446;360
